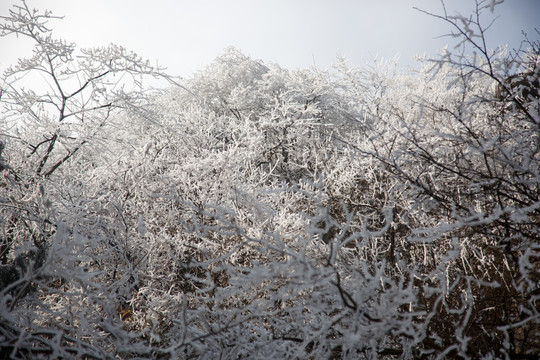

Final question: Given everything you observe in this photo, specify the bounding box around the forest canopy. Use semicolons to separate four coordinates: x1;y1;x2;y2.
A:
0;0;539;359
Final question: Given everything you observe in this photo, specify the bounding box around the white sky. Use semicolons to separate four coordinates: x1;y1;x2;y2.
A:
1;0;539;77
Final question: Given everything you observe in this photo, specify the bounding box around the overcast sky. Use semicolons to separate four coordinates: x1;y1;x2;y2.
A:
1;0;539;77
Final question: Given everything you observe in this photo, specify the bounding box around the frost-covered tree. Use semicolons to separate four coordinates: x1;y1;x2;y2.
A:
1;0;538;359
0;1;174;358
356;1;540;357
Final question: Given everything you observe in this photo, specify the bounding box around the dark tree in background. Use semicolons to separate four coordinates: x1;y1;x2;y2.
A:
0;0;538;359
